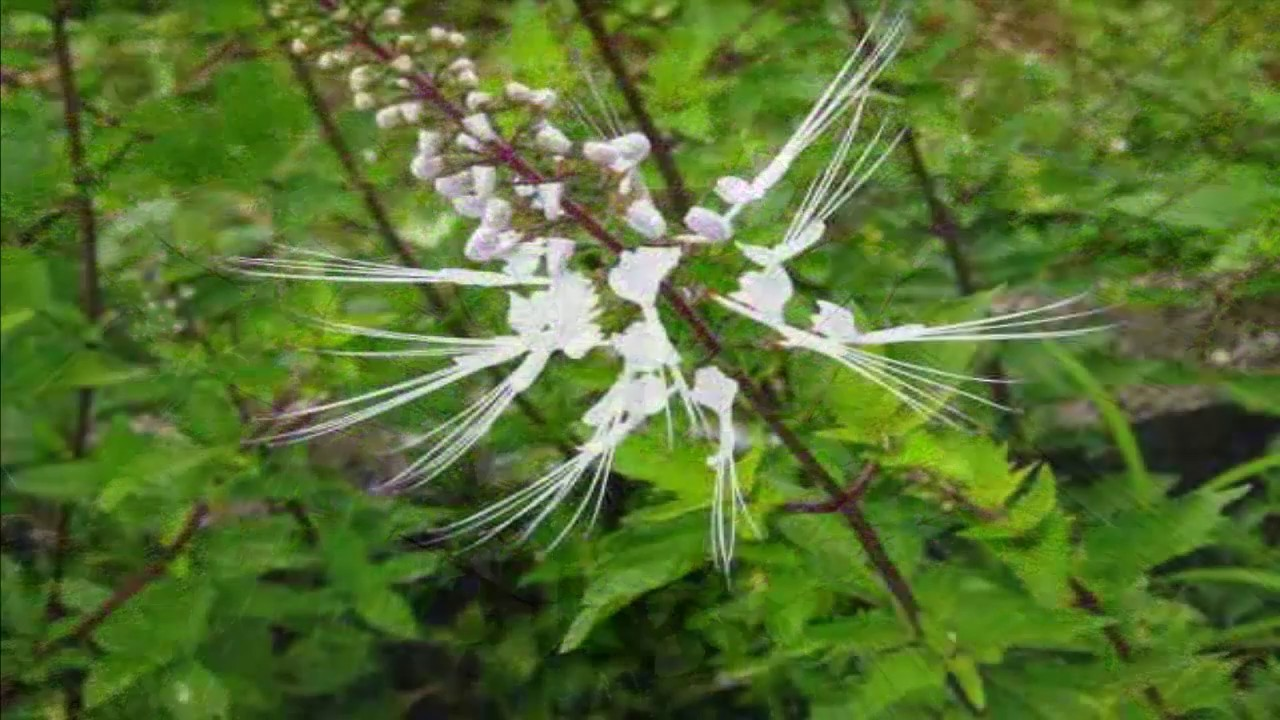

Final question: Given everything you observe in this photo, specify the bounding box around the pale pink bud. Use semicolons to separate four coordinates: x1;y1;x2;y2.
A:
471;166;496;197
417;130;442;155
449;58;475;74
461;113;498;142
715;176;761;205
505;82;533;103
465;91;492;110
410;154;444;181
625;199;666;240
535;123;572;155
582;140;619;168
683;207;733;242
455;133;485;152
529;89;557;110
453;195;486;218
434;171;472;199
482;197;513;230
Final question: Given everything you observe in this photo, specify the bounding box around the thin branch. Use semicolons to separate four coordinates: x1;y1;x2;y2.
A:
573;0;693;216
781;461;877;514
321;5;925;636
1069;579;1173;718
48;4;99;713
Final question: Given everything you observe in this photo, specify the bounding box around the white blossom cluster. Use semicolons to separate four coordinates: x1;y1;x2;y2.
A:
240;2;1105;572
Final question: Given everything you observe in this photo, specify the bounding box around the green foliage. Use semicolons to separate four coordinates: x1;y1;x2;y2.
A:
2;0;1276;718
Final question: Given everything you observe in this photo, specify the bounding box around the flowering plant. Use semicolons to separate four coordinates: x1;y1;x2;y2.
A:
241;1;1103;572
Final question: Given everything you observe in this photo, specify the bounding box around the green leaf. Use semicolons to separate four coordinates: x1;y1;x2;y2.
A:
92;578;214;658
84;653;151;709
163;661;230;720
1080;486;1249;594
559;517;705;653
811;648;948;719
51;350;149;389
1158;567;1280;593
7;460;100;501
1202;453;1280;493
985;511;1073;606
354;587;420;639
947;653;988;712
1044;342;1158;504
0;308;34;337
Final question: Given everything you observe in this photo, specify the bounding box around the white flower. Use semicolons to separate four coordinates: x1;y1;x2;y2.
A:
729;265;794;322
715;176;762;205
690;366;757;573
607;247;681;309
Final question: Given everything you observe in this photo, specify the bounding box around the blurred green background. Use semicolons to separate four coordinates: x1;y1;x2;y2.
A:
2;0;1277;718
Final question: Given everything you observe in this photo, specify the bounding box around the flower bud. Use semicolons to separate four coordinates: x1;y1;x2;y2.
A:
455;133;484;152
434;171;473;199
449;58;475;74
417;129;442;155
625;199;667;240
529;89;557;110
482;197;513;229
290;38;307;55
448;32;467;48
582;140;619;168
374;105;402;129
465;227;517;262
399;101;424;124
608;132;651;173
353;92;376;110
537;183;563;221
428;26;448;43
465;91;493;111
461;113;498;142
391;54;413;73
535;123;572;155
380;7;403;26
505;82;533;103
683;207;733;242
410;154;444;181
472;166;496;197
453;195;486;218
715;176;761;205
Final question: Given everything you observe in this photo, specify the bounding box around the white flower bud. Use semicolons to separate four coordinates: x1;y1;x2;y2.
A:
537;183;563;221
333;7;350;22
514;183;535;198
349;66;375;91
683;207;733;242
353;92;376;110
582;140;619;168
374;105;402;129
529;89;557;110
461;113;498;142
456;69;479;88
410;154;444;181
455;133;485;152
395;78;412;89
482;197;513;229
379;7;403;26
625;199;667;240
534;123;571;155
465;91;492;111
609;132;651;173
331;50;352;66
316;52;337;70
448;32;467;48
434;171;472;199
449;58;475;74
391;54;413;73
428;26;448;43
715;175;761;205
472;166;496;198
417;130;442;155
465;228;512;262
399;101;424;124
505;82;533;102
453;195;486;218
290;38;307;55
269;2;287;18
